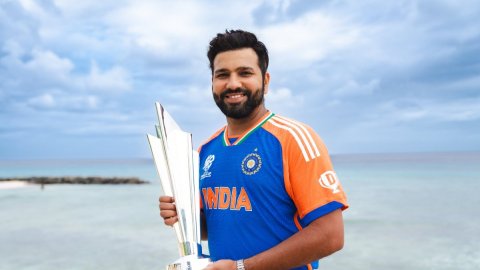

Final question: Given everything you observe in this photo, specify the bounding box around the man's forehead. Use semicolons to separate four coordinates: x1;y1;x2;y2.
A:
213;48;259;71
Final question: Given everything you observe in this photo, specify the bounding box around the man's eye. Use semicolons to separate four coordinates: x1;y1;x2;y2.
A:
215;73;228;78
240;72;253;76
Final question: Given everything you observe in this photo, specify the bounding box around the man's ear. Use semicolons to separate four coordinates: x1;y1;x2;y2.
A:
263;72;270;95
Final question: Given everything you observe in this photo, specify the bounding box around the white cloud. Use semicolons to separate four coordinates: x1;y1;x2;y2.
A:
18;0;47;17
2;40;26;58
27;93;56;108
266;87;303;105
333;79;380;97
105;0;260;59
265;87;305;115
0;46;76;94
381;98;480;123
261;10;363;68
27;92;100;111
1;45;132;97
1;0;480;158
168;85;212;104
84;62;131;92
64;122;146;135
428;99;480;122
25;49;74;76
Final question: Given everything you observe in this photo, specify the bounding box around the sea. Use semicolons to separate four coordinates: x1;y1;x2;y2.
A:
1;152;479;270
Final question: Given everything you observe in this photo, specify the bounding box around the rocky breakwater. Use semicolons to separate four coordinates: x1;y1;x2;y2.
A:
0;176;149;185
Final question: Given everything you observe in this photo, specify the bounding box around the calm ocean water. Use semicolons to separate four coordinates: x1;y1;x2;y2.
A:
1;152;479;270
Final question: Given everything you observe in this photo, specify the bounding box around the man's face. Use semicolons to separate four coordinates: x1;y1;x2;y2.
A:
212;48;269;119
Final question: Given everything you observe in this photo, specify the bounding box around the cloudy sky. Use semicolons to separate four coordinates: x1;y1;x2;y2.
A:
1;0;479;160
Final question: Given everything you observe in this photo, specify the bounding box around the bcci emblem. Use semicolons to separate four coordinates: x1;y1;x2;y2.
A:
241;153;262;175
201;155;215;180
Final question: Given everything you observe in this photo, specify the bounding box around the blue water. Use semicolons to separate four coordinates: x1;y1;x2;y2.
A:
1;152;479;270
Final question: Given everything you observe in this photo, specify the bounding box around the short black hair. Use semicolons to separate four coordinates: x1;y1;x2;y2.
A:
207;29;269;77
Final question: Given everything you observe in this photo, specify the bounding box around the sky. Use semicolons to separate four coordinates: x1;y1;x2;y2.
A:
0;0;479;160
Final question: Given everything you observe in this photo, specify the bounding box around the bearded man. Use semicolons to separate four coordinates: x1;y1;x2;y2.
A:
160;29;348;270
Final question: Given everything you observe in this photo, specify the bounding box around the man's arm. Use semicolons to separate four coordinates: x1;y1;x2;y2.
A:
245;209;344;269
205;209;344;270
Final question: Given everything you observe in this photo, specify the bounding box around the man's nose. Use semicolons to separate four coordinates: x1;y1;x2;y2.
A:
226;74;242;90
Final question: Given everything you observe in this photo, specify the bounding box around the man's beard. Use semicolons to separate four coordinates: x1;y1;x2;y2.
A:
213;87;264;119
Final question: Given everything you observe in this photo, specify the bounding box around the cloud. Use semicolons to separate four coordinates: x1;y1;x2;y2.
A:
260;10;362;69
381;98;480;123
64;122;147;136
24;48;74;80
0;45;132;109
104;0;261;60
1;0;479;159
333;79;380;97
265;87;305;115
27;93;56;108
27;92;99;111
84;62;131;92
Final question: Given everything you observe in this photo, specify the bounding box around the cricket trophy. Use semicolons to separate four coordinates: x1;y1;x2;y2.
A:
147;102;210;270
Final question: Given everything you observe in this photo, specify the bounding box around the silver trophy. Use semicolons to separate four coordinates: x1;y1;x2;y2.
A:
147;102;210;270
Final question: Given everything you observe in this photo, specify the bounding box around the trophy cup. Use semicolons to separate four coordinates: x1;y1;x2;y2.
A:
147;102;210;270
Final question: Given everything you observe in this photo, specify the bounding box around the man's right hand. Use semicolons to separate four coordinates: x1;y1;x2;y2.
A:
159;196;178;226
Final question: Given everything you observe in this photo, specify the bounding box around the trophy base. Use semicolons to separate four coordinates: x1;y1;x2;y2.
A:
166;255;211;270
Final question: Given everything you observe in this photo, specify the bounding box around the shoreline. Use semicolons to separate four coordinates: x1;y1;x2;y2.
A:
0;180;32;190
0;176;149;186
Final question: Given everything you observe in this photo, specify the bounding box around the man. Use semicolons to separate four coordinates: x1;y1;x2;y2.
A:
160;30;348;270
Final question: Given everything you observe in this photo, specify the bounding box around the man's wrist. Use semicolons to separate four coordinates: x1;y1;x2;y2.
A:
236;259;245;270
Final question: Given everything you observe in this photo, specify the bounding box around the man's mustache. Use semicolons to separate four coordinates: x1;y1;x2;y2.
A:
220;88;250;99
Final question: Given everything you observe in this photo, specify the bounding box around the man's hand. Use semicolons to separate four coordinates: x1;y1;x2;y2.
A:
203;259;236;270
159;196;178;226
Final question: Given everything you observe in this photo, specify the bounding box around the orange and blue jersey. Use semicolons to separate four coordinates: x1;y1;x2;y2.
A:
199;112;348;270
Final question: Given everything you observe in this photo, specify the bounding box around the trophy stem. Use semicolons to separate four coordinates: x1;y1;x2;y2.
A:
178;241;196;257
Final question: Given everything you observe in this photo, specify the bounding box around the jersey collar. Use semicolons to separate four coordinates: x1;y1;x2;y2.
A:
222;111;274;146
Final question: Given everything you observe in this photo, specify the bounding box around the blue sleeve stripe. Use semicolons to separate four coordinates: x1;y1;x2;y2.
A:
299;201;345;227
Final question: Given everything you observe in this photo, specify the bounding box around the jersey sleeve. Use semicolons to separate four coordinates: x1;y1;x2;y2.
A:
282;123;348;227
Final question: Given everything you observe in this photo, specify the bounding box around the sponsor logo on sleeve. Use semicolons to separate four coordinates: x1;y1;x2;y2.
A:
201;155;215;180
319;170;340;193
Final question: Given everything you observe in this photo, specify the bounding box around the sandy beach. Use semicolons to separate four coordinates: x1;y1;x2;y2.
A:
0;180;32;190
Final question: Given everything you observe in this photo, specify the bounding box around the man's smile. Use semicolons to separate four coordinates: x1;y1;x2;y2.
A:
225;92;247;104
221;89;249;104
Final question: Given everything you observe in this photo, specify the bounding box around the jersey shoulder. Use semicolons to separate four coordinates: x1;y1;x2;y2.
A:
263;114;324;162
198;126;225;152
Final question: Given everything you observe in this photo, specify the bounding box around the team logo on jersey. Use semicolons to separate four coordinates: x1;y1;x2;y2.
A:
319;170;340;193
201;155;215;180
241;153;262;175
